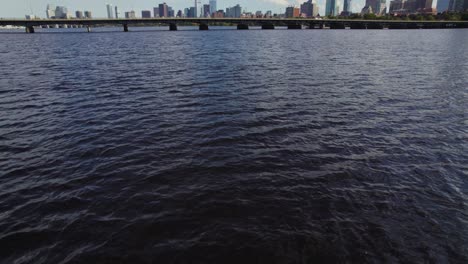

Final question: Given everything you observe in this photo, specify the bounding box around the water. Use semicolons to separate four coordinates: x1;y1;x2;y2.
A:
0;28;467;263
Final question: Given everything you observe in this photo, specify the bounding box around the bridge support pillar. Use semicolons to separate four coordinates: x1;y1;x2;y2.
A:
169;23;178;31
237;24;249;30
199;24;209;30
261;24;275;30
123;24;129;32
287;24;302;30
25;26;35;33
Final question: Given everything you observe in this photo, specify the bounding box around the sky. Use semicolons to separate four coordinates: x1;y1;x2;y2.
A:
0;0;371;18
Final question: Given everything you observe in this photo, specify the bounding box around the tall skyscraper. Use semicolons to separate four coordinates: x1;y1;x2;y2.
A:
301;0;320;17
343;0;352;14
203;5;211;17
115;6;120;18
209;0;217;15
326;0;337;16
437;0;450;12
363;0;387;15
76;11;84;19
159;3;168;17
106;4;114;19
448;0;464;11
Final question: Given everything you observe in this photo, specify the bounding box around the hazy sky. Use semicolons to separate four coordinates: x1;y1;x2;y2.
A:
0;0;376;18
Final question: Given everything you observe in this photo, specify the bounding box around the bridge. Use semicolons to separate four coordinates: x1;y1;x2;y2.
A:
1;18;467;33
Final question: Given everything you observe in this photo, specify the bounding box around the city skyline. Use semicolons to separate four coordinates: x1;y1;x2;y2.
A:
1;0;420;18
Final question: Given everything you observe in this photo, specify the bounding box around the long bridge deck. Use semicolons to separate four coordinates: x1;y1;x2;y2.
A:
1;18;467;33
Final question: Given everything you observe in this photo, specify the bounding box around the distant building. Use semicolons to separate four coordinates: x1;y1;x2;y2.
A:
342;0;352;15
362;0;386;15
301;0;319;17
389;0;434;14
209;0;217;15
84;11;92;18
389;0;405;14
76;11;84;19
188;7;197;17
25;15;37;20
285;6;301;17
115;6;120;19
55;6;70;19
265;10;273;18
213;10;224;18
106;4;114;19
226;4;242;18
159;3;168;17
168;7;175;17
325;0;337;16
437;0;450;12
153;8;159;17
46;4;55;19
203;4;211;17
125;11;136;19
361;5;373;14
177;10;183;17
142;10;152;18
449;0;464;11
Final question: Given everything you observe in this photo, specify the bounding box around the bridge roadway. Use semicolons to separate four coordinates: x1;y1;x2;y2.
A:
1;18;467;33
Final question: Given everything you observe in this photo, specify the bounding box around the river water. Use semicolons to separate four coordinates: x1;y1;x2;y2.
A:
0;28;467;263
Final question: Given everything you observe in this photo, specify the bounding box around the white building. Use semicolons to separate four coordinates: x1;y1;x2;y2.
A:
46;4;55;18
106;4;114;19
209;0;217;15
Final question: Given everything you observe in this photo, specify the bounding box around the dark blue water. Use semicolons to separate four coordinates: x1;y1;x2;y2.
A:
0;28;467;263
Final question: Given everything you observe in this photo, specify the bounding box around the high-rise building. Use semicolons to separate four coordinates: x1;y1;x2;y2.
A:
301;0;320;17
203;5;211;17
362;0;387;15
84;11;92;18
142;10;152;18
188;7;196;17
437;0;450;12
159;3;168;17
153;8;159;17
389;0;405;14
46;4;56;19
125;11;136;18
209;0;217;15
115;6;120;18
106;4;114;19
285;6;301;17
76;11;84;19
326;0;337;16
55;6;70;19
343;0;352;14
226;5;242;18
168;7;175;17
265;10;273;17
448;0;464;11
